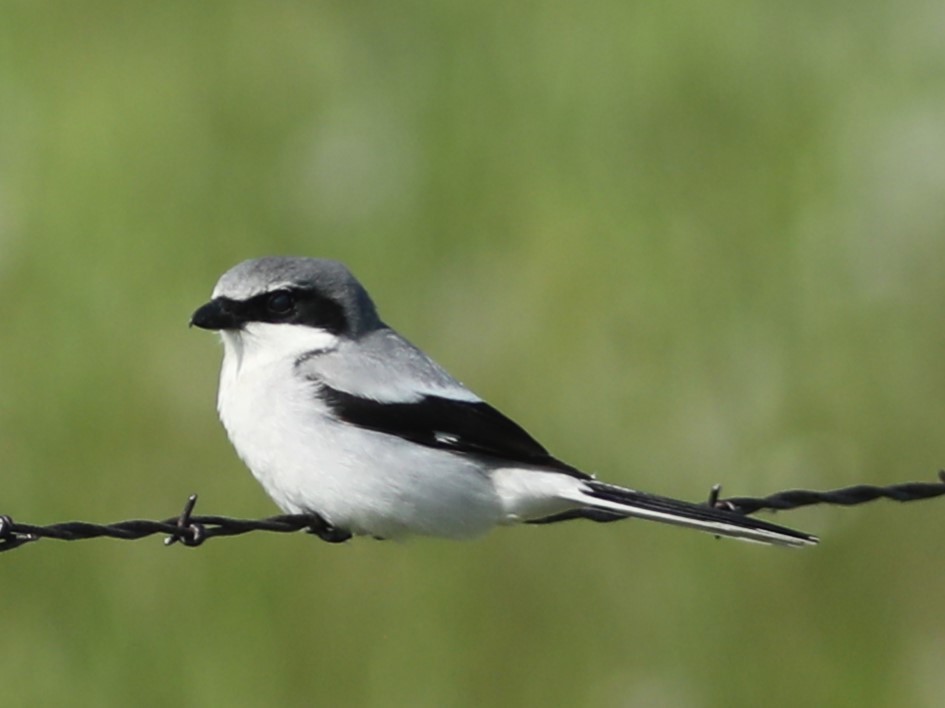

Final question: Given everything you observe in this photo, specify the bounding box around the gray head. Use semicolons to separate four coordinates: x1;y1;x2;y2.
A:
191;257;382;338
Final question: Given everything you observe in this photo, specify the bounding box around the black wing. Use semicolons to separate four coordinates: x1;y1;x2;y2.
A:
319;384;588;479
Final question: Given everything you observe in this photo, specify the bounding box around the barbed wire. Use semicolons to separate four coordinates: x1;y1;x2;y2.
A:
707;471;945;514
1;472;943;553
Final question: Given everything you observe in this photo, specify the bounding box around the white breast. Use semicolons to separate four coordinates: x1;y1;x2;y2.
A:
214;325;503;540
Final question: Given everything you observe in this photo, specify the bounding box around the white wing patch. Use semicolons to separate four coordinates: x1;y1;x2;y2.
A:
434;431;460;445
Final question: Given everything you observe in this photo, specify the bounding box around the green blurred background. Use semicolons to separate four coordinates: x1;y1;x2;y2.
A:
2;2;944;706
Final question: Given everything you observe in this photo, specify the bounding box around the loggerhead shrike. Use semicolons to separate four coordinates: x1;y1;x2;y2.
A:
191;257;816;548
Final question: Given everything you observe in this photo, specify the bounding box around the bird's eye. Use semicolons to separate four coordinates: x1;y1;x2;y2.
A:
266;290;295;315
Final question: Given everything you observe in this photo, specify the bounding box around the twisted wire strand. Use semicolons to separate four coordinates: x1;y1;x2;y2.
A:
0;494;335;553
715;474;945;514
1;473;943;553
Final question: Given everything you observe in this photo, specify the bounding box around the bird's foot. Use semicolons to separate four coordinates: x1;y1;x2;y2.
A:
305;517;353;543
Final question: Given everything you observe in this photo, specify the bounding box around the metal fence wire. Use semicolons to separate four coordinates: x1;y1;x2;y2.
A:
2;473;944;553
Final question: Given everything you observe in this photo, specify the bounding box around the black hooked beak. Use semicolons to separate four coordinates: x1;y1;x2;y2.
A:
190;298;240;331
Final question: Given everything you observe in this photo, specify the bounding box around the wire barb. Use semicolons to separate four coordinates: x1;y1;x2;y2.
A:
706;484;723;509
1;473;943;554
164;494;205;548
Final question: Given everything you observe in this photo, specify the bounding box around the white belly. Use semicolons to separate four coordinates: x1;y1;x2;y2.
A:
216;345;503;540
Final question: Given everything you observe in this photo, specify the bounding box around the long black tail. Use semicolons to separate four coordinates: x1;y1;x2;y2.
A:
537;480;818;547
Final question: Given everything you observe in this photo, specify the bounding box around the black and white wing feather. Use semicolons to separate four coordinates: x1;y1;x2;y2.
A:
318;384;589;479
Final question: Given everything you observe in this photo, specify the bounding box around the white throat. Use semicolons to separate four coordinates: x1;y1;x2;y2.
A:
220;322;340;376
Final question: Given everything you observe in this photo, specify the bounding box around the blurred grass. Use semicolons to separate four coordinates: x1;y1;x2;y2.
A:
1;1;945;706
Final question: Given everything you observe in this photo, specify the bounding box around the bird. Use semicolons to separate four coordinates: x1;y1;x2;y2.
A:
190;257;817;548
